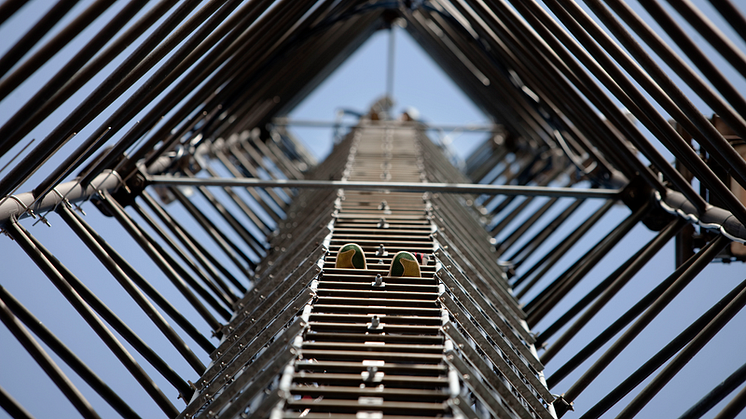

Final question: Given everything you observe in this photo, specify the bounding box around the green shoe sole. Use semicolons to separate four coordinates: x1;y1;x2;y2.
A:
388;251;421;277
336;243;367;269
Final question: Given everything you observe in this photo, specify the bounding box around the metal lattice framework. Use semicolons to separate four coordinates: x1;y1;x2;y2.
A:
1;1;746;418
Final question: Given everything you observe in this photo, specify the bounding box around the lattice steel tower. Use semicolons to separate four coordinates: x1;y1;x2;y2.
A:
2;1;746;419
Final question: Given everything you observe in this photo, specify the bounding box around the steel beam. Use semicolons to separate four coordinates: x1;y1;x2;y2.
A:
272;118;498;132
147;175;621;198
0;170;121;227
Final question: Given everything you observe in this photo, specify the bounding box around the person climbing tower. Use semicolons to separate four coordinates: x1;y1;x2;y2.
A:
335;243;422;277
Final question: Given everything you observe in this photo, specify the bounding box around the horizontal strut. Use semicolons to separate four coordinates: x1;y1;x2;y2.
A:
147;175;622;198
272;118;499;132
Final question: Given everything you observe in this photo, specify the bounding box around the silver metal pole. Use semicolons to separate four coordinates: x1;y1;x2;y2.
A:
147;175;622;199
271;118;498;132
0;170;122;227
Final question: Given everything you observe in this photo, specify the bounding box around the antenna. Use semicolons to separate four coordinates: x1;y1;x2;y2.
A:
386;25;395;101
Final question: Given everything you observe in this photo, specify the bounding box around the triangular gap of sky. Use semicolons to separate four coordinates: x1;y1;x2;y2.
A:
288;26;492;162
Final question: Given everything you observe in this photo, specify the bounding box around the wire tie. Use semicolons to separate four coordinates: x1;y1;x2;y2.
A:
52;187;73;210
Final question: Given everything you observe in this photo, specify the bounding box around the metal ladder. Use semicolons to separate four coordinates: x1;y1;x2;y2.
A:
178;122;555;419
284;125;450;418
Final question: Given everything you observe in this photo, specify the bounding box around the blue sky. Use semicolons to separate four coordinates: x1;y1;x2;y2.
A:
289;24;490;161
1;1;746;418
0;9;492;418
